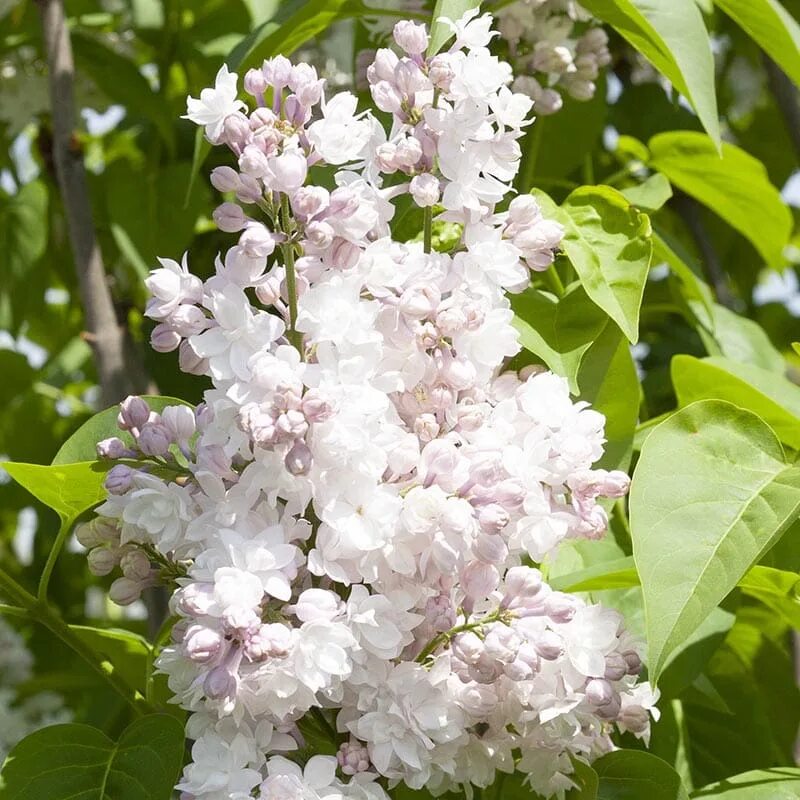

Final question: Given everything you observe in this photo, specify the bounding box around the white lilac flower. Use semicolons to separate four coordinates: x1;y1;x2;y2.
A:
88;10;656;799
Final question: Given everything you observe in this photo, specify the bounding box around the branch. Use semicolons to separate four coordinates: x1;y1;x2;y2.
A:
673;194;737;310
762;53;800;163
36;0;148;407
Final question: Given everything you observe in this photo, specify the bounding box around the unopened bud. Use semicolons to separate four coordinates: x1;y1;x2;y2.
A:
88;546;119;576
109;576;143;606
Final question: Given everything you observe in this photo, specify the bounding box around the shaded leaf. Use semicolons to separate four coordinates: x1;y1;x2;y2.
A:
629;400;800;680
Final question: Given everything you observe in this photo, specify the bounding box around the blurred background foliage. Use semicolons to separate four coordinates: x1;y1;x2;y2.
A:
1;0;800;788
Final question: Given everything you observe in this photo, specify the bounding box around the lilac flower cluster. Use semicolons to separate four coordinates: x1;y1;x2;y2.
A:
495;0;611;115
85;11;656;799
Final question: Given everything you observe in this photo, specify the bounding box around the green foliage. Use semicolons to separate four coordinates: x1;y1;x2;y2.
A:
0;715;185;799
648;132;792;268
2;0;800;796
713;0;800;86
630;400;800;681
535;186;653;343
580;0;719;144
592;750;689;799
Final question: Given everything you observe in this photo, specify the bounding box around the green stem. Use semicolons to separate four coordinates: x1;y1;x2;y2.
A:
519;119;544;194
280;195;303;355
0;602;28;618
0;566;152;715
423;207;433;253
416;610;506;663
541;265;566;298
38;517;71;602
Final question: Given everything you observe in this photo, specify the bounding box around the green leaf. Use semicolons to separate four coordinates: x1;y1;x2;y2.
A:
542;185;653;343
0;715;184;799
620;172;673;212
713;0;800;87
683;609;800;785
629;400;800;681
592;750;690;800
2;461;110;525
738;566;800;629
549;556;640;592
658;606;736;700
53;395;190;465
671;355;800;449
576;321;640;472
71;31;174;151
69;626;151;697
692;304;786;372
510;284;609;393
427;0;481;55
0;181;48;331
649;132;792;269
692;768;800;798
579;0;719;145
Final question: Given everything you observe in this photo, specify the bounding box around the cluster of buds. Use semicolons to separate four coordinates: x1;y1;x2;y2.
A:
496;1;611;115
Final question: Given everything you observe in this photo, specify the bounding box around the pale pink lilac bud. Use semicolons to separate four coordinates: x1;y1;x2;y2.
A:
162;405;196;444
393;20;428;55
222;113;252;150
239;144;270;178
177;583;215;617
88;546;119;576
473;532;508;565
210;165;241;193
292;186;329;219
284;439;312;475
170;305;208;338
424;594;456;633
338;739;371;775
533;630;564;660
267;150;308;194
239;223;277;258
586;678;614;706
244;68;268;97
204;663;239;701
97;437;128;459
329;187;359;218
120;548;152;582
150;323;181;353
604;653;628;681
409;173;440;207
368;48;399;83
428;52;454;89
213;202;248;233
623;650;642;675
502;566;543;609
266;55;292;89
451;631;484;665
483;623;521;663
178;340;208;375
329;238;361;270
118;396;150;432
109;576;143;606
595;693;622;721
477;503;510;534
461;560;500;600
301;390;333;423
137;421;173;456
543;592;580;623
619;704;650;733
105;464;135;495
184;625;223;663
413;413;439;444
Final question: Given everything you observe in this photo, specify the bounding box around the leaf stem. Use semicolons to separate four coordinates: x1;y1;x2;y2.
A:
416;610;507;663
280;194;303;355
0;565;152;715
423;207;433;253
542;265;566;298
38;517;71;603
